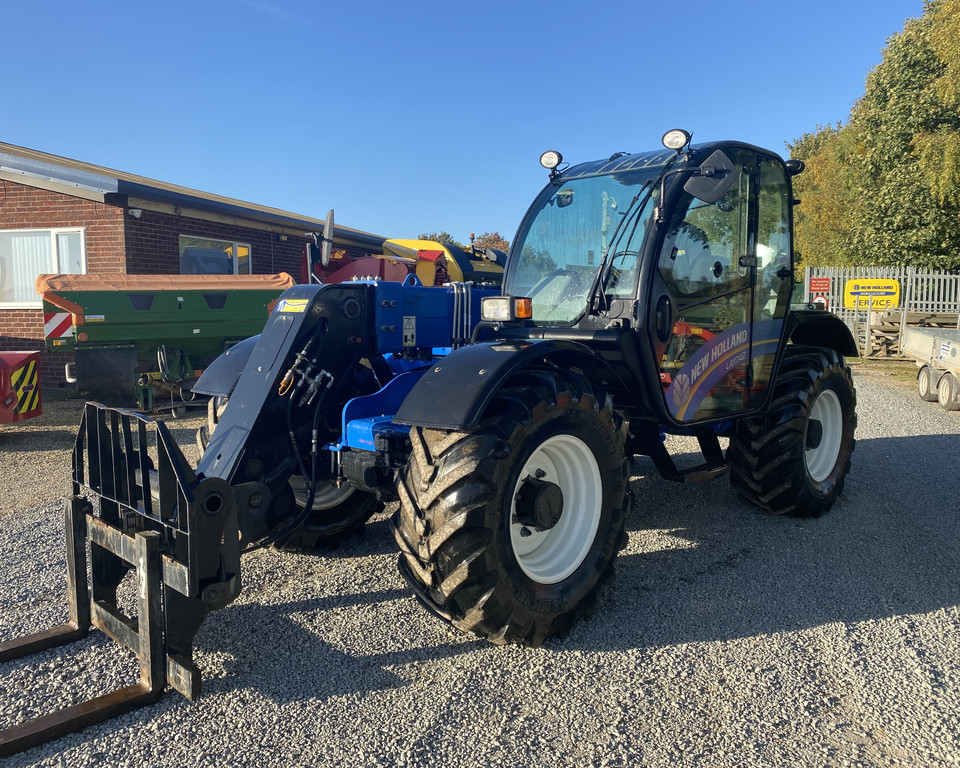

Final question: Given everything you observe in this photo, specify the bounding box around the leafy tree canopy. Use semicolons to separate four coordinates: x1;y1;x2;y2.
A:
417;231;511;252
417;231;463;248
472;231;510;251
788;0;960;270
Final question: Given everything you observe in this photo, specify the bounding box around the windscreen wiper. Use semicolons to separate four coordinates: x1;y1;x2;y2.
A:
589;180;654;310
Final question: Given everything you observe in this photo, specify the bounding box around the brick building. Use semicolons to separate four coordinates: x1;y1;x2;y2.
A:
0;142;386;387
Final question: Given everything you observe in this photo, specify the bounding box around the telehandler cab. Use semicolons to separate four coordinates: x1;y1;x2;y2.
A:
0;129;856;754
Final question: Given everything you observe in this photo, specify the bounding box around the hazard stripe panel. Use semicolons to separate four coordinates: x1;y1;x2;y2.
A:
11;360;40;414
43;312;75;339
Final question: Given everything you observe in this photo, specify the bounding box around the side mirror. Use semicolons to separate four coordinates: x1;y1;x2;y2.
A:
321;209;334;267
785;159;805;176
682;150;737;204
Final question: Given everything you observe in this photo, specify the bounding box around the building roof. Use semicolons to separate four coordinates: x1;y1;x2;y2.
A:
0;141;386;250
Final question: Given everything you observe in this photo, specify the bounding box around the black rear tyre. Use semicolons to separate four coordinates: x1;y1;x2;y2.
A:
729;346;856;518
272;484;381;551
393;370;629;646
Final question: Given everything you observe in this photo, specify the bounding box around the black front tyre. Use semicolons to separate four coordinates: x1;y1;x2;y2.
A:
196;395;228;454
729;346;856;518
198;395;381;549
393;370;629;647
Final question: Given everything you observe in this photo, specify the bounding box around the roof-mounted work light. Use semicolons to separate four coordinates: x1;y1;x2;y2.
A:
661;129;692;152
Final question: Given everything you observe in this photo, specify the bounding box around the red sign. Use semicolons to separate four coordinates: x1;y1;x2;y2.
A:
810;277;831;293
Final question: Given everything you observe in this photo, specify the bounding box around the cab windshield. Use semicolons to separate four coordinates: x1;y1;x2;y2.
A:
503;162;666;325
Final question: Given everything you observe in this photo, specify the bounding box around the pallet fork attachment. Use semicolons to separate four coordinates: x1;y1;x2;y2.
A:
0;403;240;756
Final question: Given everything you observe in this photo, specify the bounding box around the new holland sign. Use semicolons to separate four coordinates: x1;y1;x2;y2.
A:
843;279;900;310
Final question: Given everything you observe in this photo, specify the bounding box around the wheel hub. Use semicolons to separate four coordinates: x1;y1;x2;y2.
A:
514;476;564;531
806;419;824;450
509;434;603;584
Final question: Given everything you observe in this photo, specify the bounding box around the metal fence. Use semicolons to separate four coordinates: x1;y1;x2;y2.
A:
802;266;960;356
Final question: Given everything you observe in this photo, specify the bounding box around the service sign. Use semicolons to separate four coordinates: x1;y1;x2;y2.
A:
843;279;900;309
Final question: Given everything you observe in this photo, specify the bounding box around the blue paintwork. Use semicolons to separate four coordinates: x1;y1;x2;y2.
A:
343;416;412;452
369;278;494;352
334;369;426;451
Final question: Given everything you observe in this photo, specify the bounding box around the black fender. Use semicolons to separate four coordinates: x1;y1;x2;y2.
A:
393;339;624;431
192;335;260;398
786;310;859;358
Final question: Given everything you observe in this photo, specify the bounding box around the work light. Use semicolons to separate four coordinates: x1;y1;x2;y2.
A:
539;150;563;170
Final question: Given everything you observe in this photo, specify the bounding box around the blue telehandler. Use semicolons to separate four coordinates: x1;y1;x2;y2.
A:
0;129;857;754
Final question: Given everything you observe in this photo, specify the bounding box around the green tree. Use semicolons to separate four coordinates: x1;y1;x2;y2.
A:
787;124;861;268
788;0;960;269
913;0;960;206
472;231;510;251
850;4;960;268
417;231;463;248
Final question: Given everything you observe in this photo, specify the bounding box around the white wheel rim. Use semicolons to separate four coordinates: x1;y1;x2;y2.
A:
312;481;355;510
509;434;602;584
939;375;954;406
805;389;843;483
918;369;929;397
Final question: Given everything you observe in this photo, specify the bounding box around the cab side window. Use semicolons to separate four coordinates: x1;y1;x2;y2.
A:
657;171;750;306
755;158;792;320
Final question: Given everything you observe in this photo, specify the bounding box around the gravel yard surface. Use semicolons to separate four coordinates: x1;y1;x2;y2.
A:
1;360;958;767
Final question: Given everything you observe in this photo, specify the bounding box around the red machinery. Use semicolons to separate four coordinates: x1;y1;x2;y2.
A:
0;351;42;424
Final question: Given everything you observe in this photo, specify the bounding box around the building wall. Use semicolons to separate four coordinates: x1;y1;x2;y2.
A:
0;179;126;271
0;180;126;386
1;181;312;389
124;208;308;277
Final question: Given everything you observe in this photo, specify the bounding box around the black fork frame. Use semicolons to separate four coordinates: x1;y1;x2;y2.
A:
0;403;239;756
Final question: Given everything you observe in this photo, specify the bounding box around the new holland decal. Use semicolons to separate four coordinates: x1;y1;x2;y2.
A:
666;319;783;421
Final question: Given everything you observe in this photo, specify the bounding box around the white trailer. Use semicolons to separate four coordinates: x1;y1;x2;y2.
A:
901;325;960;410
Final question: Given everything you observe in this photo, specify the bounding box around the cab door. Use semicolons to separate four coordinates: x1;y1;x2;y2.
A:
650;149;793;424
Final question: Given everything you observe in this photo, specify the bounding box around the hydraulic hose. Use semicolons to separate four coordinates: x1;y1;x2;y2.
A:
247;385;329;551
244;347;362;553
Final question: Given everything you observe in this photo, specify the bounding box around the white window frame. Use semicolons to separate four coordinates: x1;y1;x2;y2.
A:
0;227;87;309
178;235;252;275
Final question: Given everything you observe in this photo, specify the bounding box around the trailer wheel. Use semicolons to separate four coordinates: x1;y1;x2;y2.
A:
917;366;939;402
393;370;628;647
937;372;960;411
729;346;856;518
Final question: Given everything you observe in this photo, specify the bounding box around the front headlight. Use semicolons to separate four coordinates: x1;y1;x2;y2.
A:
481;296;533;322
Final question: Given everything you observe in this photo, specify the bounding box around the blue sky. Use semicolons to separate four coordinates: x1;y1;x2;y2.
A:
4;0;924;246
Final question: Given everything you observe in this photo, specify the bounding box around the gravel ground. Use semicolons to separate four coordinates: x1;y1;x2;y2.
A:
1;361;958;767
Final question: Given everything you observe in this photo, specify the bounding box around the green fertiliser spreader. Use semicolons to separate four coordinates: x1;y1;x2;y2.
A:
37;272;295;403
